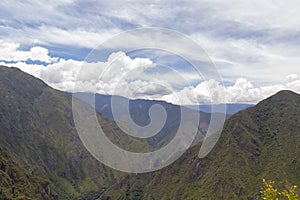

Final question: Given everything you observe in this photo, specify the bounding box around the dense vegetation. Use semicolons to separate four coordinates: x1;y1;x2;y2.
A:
0;147;57;199
0;65;299;199
0;66;151;199
0;66;207;199
101;90;300;199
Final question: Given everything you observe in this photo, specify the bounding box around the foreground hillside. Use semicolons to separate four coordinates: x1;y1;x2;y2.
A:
101;90;300;199
0;66;116;199
0;147;57;199
0;66;154;199
0;65;208;199
1;65;299;199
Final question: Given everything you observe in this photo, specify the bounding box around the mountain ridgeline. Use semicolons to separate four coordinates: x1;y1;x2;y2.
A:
0;65;210;199
0;66;153;199
101;90;300;199
0;66;122;199
75;93;213;149
187;103;254;115
0;65;299;199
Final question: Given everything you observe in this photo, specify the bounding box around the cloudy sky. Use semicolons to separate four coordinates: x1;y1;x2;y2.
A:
0;0;300;104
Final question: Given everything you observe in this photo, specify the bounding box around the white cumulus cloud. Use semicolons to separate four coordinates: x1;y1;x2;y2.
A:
1;44;299;105
160;75;300;105
0;40;57;63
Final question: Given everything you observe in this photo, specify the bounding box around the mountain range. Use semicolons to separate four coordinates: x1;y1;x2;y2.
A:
0;65;299;199
74;93;214;149
186;103;254;115
101;90;300;199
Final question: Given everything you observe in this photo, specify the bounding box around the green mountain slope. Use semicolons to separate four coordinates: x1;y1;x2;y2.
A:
0;147;57;200
101;90;300;199
2;65;299;199
0;66;150;199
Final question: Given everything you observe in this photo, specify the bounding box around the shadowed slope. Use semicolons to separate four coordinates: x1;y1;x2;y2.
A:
101;90;300;199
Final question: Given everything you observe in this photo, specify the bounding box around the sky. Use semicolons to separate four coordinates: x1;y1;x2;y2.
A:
0;0;300;104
